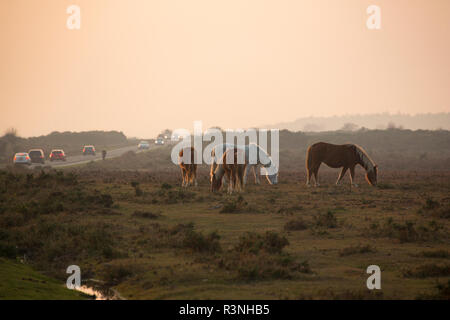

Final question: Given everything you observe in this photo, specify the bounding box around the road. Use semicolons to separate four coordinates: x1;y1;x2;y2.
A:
29;144;155;169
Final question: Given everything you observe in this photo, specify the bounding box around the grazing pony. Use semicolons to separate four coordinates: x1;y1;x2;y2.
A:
305;142;378;187
210;148;247;194
178;147;198;187
210;143;278;186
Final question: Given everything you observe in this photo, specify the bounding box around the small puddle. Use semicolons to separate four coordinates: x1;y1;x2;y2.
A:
74;281;124;300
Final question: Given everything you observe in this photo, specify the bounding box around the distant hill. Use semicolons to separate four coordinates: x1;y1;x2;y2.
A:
265;113;450;132
80;128;450;172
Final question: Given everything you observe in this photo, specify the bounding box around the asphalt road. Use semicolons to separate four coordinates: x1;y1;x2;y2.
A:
28;144;155;169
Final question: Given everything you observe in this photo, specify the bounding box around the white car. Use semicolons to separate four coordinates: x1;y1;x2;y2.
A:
138;141;150;150
13;152;32;165
155;138;165;145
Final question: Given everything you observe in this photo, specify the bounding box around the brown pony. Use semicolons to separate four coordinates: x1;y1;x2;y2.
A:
306;142;378;187
179;147;198;187
211;148;247;194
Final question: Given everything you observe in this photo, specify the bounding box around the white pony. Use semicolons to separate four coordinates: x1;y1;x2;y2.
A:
210;143;278;185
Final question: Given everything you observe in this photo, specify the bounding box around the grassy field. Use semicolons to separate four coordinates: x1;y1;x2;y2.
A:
0;164;449;299
0;258;86;300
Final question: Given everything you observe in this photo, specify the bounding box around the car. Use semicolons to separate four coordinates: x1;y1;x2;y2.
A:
49;149;66;161
155;137;165;145
83;145;96;156
28;149;45;164
13;153;31;166
138;141;150;150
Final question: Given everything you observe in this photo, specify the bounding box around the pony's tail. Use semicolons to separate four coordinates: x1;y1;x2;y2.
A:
305;145;313;172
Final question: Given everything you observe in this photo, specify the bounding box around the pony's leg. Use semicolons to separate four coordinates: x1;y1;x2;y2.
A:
241;166;247;191
336;167;348;185
193;165;198;186
243;165;252;185
227;172;233;194
349;166;358;187
313;166;320;187
238;166;245;192
181;168;186;187
253;166;260;184
306;168;312;187
185;170;190;187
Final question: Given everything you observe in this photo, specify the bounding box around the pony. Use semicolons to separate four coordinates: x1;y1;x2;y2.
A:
210;143;278;186
210;148;247;194
178;147;198;187
305;142;377;187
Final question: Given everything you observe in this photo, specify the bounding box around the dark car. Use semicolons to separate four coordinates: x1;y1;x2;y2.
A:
83;145;96;156
28;149;45;164
49;149;66;161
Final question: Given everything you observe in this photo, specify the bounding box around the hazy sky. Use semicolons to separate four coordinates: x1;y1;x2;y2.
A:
1;0;449;138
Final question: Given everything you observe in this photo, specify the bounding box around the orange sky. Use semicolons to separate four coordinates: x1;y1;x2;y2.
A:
1;0;449;138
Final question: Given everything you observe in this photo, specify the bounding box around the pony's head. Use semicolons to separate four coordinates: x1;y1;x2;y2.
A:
266;172;278;185
263;166;278;185
365;165;378;186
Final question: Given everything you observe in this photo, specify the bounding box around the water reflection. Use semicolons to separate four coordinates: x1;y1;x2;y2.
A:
75;284;121;300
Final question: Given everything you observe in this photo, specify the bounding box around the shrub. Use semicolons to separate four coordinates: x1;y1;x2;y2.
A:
339;244;376;256
182;230;221;253
313;210;338;228
161;183;172;190
418;250;450;259
0;242;17;258
235;231;289;255
277;205;303;215
368;218;444;243
131;181;143;196
423;198;440;210
284;218;308;231
220;196;246;214
132;211;160;219
402;264;450;278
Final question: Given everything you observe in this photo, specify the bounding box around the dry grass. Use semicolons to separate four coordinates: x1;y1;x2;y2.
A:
0;163;449;299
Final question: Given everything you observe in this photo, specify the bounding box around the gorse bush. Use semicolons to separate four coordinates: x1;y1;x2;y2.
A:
284;218;309;231
339;244;376;256
235;231;289;255
141;222;221;254
368;218;445;243
217;231;311;281
402;264;450;278
313;210;338;228
132;210;160;219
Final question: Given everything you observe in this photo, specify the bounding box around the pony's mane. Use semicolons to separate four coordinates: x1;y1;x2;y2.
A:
355;144;376;170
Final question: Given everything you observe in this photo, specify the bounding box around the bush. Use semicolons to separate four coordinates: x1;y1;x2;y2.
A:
220;196;246;214
132;211;160;219
418;250;450;259
368;218;444;243
402;264;450;278
284;218;308;231
217;231;310;281
182;230;221;253
0;242;17;258
235;231;289;255
313;211;338;228
339;244;376;256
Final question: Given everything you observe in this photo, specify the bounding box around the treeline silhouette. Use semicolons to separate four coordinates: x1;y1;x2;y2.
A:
0;130;128;162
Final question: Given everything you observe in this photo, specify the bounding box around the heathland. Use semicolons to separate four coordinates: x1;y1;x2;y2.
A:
0;128;449;299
